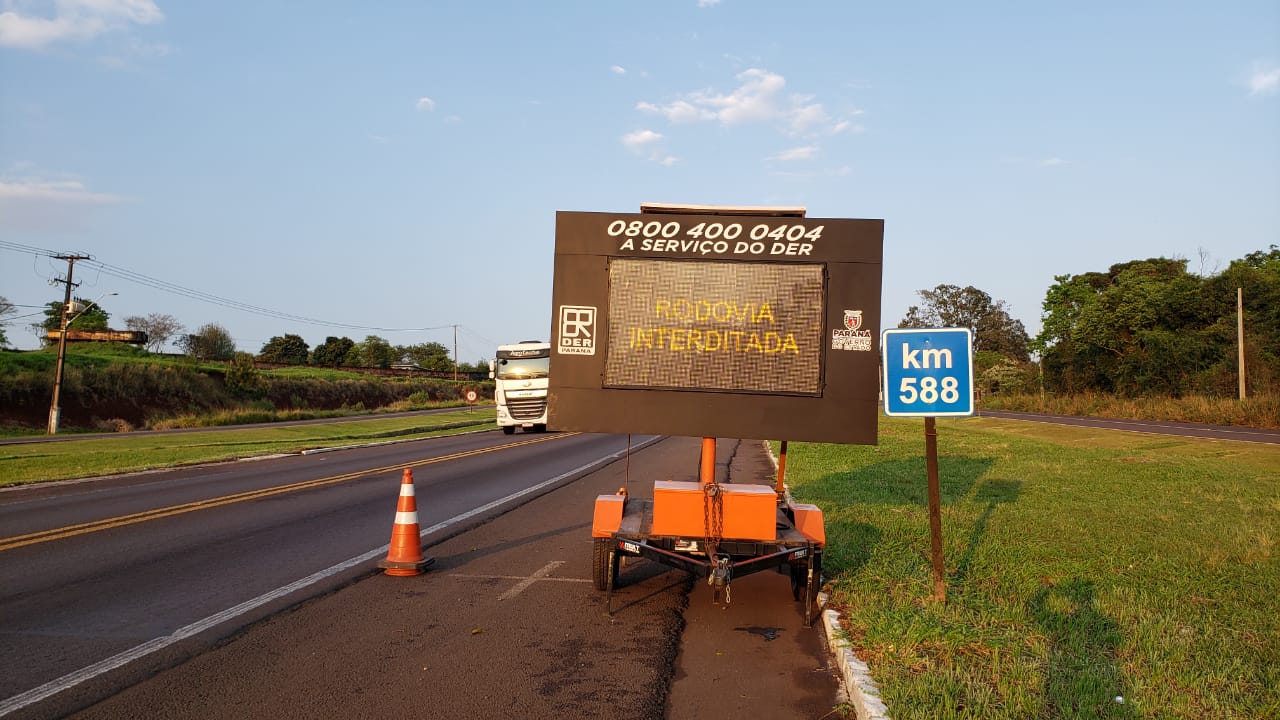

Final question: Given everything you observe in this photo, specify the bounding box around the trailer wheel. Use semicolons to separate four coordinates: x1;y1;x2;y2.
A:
592;538;619;591
502;426;515;435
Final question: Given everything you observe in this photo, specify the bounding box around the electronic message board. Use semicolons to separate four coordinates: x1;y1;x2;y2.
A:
548;207;884;444
604;258;825;395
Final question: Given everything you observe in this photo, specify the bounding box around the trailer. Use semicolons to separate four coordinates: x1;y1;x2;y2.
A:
592;438;826;624
547;203;885;621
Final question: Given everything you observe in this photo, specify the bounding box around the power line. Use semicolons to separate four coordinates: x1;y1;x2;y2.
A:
0;240;455;334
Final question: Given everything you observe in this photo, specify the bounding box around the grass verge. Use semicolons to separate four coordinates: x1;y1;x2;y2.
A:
0;409;497;487
776;416;1279;719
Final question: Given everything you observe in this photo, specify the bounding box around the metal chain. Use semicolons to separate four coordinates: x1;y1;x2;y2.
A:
702;482;723;558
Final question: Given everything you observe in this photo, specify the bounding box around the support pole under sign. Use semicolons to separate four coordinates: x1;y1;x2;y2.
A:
924;416;945;602
882;328;975;603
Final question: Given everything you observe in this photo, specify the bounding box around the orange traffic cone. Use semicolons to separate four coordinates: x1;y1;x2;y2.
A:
378;468;435;576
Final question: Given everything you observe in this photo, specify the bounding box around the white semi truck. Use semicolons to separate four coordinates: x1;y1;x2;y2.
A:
490;341;550;434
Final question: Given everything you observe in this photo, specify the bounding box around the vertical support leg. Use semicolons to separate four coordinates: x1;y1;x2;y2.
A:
605;547;617;615
803;548;822;627
775;440;788;497
925;416;946;603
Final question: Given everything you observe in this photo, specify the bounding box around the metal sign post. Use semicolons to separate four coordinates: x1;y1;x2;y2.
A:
882;328;975;602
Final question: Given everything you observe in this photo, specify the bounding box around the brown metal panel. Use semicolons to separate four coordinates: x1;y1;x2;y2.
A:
548;210;883;444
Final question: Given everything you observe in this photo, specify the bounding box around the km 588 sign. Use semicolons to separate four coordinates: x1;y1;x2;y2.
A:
882;328;974;417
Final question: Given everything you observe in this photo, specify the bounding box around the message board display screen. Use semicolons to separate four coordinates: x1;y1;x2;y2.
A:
548;209;884;444
604;259;824;394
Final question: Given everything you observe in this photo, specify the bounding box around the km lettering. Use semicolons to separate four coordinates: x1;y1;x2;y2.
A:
900;344;953;369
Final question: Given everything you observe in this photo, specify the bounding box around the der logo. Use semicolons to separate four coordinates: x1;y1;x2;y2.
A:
559;305;597;355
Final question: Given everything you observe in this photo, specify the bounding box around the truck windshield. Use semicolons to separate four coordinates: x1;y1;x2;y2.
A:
496;356;549;379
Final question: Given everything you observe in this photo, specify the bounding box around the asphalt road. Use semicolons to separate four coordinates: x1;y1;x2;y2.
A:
0;432;843;720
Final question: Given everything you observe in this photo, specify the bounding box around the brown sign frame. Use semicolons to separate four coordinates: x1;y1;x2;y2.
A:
548;208;884;444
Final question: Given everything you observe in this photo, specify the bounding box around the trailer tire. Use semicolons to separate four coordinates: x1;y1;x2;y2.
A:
592;538;619;591
502;426;515;435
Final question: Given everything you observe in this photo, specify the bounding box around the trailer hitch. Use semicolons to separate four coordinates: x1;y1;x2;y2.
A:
708;555;732;605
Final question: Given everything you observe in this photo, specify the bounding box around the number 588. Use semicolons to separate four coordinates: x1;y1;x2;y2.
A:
898;376;961;404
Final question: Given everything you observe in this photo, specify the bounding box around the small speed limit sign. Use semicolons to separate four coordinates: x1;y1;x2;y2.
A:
464;389;478;404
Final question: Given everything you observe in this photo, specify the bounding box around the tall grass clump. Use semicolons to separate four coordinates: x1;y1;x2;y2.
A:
982;391;1280;429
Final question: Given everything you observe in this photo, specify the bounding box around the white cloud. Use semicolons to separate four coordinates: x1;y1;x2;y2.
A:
773;146;818;162
0;173;132;233
622;129;663;148
621;129;678;166
636;99;714;124
611;65;626;75
1039;157;1068;167
1248;62;1280;96
415;97;436;112
0;0;163;50
0;176;128;204
637;68;857;137
697;0;722;7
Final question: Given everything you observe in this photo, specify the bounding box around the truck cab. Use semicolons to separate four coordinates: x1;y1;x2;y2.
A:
490;341;550;434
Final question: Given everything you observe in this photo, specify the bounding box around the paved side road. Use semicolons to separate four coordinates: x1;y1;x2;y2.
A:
55;437;843;720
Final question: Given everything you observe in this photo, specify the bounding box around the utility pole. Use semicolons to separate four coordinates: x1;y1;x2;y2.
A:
452;324;458;381
1238;287;1246;401
48;254;91;435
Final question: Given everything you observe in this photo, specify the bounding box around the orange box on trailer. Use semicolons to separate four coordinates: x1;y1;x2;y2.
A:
650;481;777;541
592;493;625;538
790;503;826;545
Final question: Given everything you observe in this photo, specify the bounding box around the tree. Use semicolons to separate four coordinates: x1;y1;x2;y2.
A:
124;313;184;353
458;357;492;374
36;297;110;343
1036;257;1225;397
312;336;354;367
180;323;237;361
0;295;14;347
258;334;310;365
899;284;1030;361
396;342;451;370
349;335;395;368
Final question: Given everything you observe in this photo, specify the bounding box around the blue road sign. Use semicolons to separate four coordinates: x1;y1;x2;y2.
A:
882;328;974;417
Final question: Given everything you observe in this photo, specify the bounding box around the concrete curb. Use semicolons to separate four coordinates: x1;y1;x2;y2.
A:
762;440;891;720
820;600;892;720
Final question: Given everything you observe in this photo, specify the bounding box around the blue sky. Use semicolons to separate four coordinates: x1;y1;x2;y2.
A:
2;1;1277;362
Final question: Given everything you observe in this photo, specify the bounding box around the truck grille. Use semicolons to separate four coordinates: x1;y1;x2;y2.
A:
507;397;547;421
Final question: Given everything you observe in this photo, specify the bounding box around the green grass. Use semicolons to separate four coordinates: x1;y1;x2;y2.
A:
0;408;496;487
776;417;1279;719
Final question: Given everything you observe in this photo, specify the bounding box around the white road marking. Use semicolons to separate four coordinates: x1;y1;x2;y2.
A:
451;573;590;584
0;435;663;718
496;561;568;600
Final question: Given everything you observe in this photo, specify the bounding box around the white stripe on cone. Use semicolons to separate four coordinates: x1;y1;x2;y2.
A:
394;511;418;525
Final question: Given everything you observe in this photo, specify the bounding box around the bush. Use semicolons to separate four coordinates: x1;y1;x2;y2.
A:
225;352;262;397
